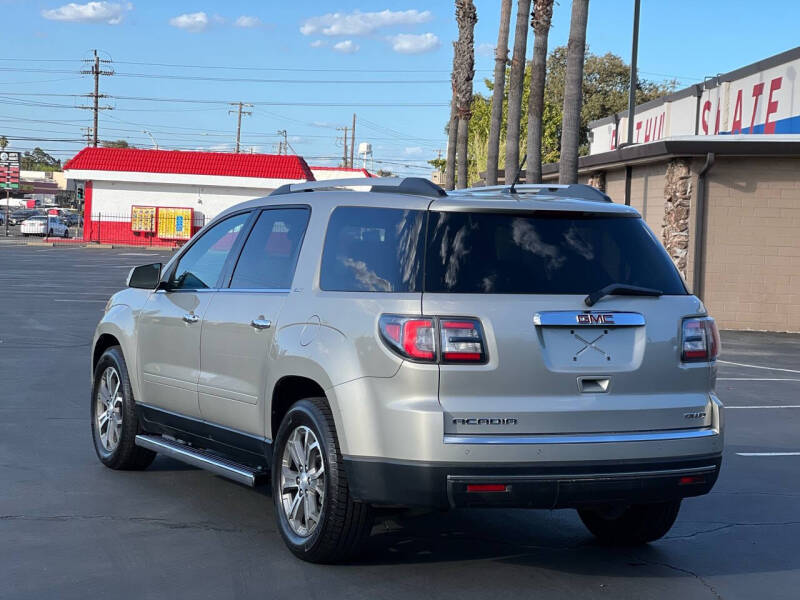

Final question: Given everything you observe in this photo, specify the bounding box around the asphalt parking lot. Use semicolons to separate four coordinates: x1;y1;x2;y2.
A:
1;246;798;600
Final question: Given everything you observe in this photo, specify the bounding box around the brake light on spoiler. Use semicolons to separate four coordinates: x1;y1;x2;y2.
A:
379;315;487;364
681;317;720;362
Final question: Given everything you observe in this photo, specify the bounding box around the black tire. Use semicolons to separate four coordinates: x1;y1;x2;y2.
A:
272;397;373;563
47;228;53;237
63;228;69;238
578;500;681;545
91;346;156;470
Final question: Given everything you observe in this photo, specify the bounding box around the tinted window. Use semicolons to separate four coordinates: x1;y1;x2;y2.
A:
170;212;250;290
320;206;425;292
425;211;686;294
229;208;310;289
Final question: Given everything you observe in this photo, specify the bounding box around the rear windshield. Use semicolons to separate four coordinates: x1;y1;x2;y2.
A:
424;211;686;295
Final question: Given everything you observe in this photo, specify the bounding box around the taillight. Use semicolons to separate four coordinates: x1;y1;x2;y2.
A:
379;314;487;364
379;315;435;362
681;317;720;362
440;318;486;363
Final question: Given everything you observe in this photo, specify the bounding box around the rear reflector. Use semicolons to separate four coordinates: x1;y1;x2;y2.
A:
466;483;507;493
678;475;707;486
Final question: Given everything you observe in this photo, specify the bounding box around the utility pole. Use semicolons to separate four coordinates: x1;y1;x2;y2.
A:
81;127;94;146
350;113;356;168
228;102;253;153
336;126;349;167
79;50;113;147
277;130;288;154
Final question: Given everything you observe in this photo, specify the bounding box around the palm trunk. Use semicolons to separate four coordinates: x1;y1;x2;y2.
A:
559;0;589;184
485;0;512;186
504;0;532;184
445;98;457;190
525;0;554;185
453;0;478;189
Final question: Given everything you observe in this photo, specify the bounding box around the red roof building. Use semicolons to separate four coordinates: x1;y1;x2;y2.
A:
63;147;315;246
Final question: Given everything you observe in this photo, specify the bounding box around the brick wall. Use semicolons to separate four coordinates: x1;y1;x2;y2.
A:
702;157;800;332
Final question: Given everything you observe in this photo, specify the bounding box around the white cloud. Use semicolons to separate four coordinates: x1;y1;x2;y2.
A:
41;1;132;24
300;9;432;36
169;11;209;32
476;42;495;57
333;40;359;54
404;146;423;155
235;15;262;28
310;39;326;48
388;32;439;54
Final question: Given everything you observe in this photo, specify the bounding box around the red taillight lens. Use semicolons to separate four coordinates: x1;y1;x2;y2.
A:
379;315;487;364
379;315;435;362
440;319;486;363
681;317;720;362
466;483;507;493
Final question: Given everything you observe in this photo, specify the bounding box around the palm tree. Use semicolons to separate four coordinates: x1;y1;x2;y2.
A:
559;0;590;184
444;99;457;190
504;0;532;184
525;0;554;185
485;0;512;186
453;0;478;189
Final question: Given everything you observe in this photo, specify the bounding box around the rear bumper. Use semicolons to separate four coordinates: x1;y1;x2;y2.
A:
344;454;722;509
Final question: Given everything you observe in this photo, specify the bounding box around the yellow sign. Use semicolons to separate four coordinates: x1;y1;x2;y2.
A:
157;207;193;240
131;206;156;233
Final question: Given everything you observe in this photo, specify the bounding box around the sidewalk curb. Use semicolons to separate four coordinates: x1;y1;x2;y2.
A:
26;241;54;247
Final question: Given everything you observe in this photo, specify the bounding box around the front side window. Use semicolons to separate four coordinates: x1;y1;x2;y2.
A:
320;206;426;292
425;211;687;294
229;208;310;290
169;212;250;290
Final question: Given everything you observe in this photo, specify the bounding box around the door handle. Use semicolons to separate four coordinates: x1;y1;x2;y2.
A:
251;318;272;330
182;313;200;324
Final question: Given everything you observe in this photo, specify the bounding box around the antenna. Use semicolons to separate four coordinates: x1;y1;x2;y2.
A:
509;153;527;194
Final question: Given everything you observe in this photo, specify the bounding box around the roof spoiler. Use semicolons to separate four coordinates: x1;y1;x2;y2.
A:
270;177;447;198
460;183;613;203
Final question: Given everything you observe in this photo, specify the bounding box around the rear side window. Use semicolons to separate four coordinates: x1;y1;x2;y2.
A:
320;206;425;292
425;211;686;294
229;208;310;290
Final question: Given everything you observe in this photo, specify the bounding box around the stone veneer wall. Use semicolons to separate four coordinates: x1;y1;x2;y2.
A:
662;159;692;279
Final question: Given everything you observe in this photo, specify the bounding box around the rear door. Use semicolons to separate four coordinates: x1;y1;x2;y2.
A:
198;207;310;436
422;209;712;437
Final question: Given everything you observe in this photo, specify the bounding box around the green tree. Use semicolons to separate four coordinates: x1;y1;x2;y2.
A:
0;136;8;150
449;46;674;185
101;139;131;148
20;147;61;171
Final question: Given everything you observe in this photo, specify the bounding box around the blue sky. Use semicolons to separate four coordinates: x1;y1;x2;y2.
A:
1;0;798;175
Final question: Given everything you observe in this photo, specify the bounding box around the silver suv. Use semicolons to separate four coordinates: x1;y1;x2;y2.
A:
91;178;723;562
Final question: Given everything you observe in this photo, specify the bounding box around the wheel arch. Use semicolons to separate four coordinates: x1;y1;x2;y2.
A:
270;375;328;441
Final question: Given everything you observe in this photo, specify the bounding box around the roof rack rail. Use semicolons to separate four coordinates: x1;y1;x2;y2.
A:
270;177;447;198
459;183;613;203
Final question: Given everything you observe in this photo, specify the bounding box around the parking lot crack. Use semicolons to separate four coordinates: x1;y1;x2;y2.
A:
666;520;800;541
636;557;723;599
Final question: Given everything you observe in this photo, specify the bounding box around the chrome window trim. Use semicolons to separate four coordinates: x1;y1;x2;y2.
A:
533;311;646;327
217;288;291;294
443;427;717;445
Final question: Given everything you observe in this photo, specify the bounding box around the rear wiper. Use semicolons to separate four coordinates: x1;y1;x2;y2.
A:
584;283;663;307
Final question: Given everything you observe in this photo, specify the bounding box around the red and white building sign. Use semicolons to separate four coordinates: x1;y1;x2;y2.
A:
590;46;800;154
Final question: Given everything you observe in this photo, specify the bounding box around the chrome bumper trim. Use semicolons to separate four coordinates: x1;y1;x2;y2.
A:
444;428;717;445
446;464;718;482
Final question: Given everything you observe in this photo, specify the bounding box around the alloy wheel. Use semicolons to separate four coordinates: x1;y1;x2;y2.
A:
95;366;123;452
280;425;325;537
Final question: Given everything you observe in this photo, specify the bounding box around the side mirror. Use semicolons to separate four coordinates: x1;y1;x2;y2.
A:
126;263;162;289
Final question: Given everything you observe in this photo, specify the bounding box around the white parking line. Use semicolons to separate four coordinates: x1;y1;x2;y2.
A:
726;405;800;409
737;452;800;456
718;378;800;381
718;360;800;375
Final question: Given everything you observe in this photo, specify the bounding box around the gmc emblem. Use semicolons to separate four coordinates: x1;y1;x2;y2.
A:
577;313;615;325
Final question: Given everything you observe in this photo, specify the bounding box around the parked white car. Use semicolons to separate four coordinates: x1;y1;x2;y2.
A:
20;215;70;238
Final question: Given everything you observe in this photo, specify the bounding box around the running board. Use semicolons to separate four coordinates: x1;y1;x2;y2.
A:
135;434;262;487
